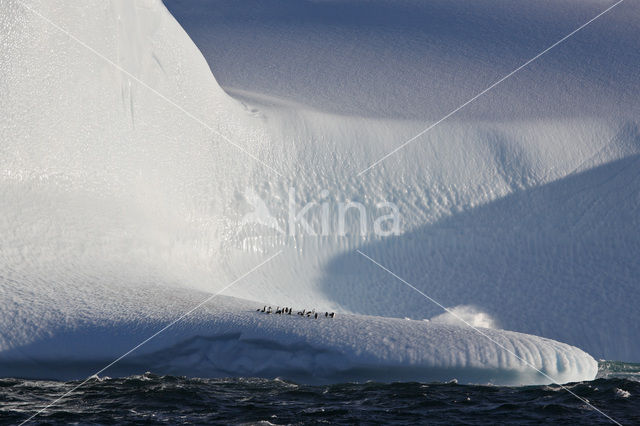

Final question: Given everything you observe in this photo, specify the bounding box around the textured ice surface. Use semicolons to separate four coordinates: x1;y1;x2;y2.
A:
0;289;597;385
0;0;636;384
166;0;640;361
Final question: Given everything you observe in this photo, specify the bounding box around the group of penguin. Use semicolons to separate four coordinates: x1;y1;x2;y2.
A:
257;306;335;319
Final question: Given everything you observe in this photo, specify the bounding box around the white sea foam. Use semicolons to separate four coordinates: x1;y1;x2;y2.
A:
430;306;498;329
615;388;631;398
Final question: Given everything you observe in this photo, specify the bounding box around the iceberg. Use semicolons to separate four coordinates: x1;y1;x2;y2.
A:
0;0;636;384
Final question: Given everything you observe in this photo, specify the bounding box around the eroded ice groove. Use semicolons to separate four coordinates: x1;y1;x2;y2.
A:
0;0;636;383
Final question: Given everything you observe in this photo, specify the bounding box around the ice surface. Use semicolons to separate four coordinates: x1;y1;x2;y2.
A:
0;0;637;384
0;289;597;385
165;0;640;361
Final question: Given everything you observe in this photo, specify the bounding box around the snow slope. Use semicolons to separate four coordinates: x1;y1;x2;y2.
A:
0;0;636;384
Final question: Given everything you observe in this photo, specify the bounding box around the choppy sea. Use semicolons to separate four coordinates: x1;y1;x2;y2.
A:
1;361;638;425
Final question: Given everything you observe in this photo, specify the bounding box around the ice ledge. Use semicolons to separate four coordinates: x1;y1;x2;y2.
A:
0;295;597;385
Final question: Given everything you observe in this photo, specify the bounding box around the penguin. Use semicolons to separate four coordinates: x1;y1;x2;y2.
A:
262;306;266;313
314;313;318;319
329;312;335;318
325;312;328;317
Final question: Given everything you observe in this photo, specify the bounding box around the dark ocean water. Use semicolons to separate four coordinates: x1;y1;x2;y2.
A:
2;362;638;425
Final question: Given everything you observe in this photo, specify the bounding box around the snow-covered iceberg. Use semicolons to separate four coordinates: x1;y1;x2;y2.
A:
0;0;636;384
